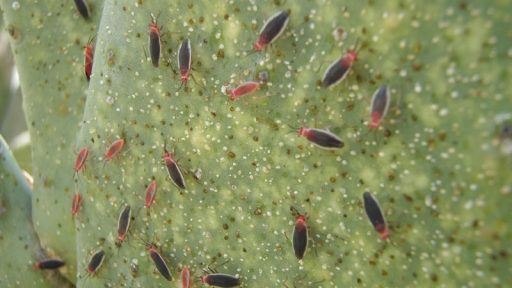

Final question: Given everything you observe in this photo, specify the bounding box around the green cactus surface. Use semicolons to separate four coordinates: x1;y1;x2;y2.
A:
0;0;104;281
0;0;511;287
0;135;72;287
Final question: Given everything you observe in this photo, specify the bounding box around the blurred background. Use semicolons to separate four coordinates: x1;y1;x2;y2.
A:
0;16;30;173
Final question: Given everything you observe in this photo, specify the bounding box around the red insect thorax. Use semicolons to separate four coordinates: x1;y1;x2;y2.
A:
180;71;189;83
74;147;89;173
162;150;176;166
118;232;126;241
369;111;382;129
295;215;307;230
144;180;157;208
104;139;125;160
340;50;357;67
181;266;191;288
253;36;267;51
149;21;160;35
375;223;389;240
200;275;209;284
297;127;311;138
71;193;81;217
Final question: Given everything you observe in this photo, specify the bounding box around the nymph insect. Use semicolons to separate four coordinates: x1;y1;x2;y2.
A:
225;81;260;101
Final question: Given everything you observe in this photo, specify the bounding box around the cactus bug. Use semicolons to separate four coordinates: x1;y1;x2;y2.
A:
104;138;125;162
84;37;94;81
363;191;389;240
321;42;360;88
71;192;82;217
148;13;162;67
178;38;192;87
297;127;344;149
74;0;90;20
181;266;191;288
162;143;186;189
73;147;89;177
369;85;391;129
33;259;65;270
87;249;105;275
117;205;131;242
253;10;290;51
290;206;308;260
144;180;158;209
200;273;241;287
225;81;260;101
148;244;173;281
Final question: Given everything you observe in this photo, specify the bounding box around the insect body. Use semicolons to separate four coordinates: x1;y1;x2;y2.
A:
71;192;82;217
363;191;389;240
292;213;308;260
117;205;131;242
178;38;192;88
369;85;391;129
144;180;158;208
322;48;359;88
74;0;90;19
87;249;105;275
73;147;89;177
149;14;162;67
297;127;344;149
162;144;186;189
148;244;173;281
225;81;260;101
84;38;94;81
200;273;241;287
104;138;125;162
33;259;65;270
253;10;290;51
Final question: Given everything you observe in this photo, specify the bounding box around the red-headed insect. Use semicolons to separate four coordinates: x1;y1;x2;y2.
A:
181;266;190;288
297;127;344;149
104;138;125;162
33;259;65;270
84;37;94;81
369;85;391;129
86;249;106;275
148;13;162;67
117;205;131;242
178;38;192;88
363;191;389;240
162;143;186;190
71;192;82;217
200;272;241;287
144;180;158;209
321;42;360;88
74;0;90;20
73;147;89;178
148;244;173;281
253;10;290;51
225;81;260;101
290;206;308;260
